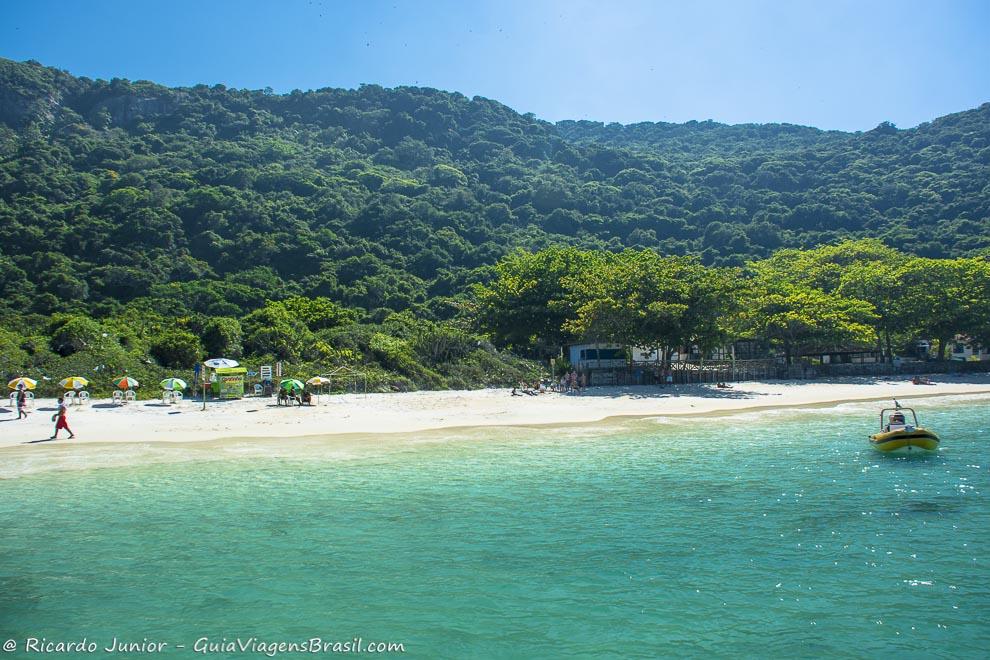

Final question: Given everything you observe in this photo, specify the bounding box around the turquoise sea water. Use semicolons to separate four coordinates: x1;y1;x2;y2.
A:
1;395;988;658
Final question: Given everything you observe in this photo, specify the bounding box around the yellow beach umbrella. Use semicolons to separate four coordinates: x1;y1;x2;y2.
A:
8;377;37;390
60;376;89;390
305;376;331;405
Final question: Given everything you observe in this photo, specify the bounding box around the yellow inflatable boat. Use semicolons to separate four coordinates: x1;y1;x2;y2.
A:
869;404;940;454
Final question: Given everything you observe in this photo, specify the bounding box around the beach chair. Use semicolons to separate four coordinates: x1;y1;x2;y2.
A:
173;391;183;402
253;383;263;396
78;391;90;405
64;391;76;405
8;392;16;406
124;389;136;402
25;391;34;409
112;390;124;405
161;390;173;404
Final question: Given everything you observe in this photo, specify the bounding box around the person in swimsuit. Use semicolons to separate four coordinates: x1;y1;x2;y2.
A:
16;384;29;419
50;396;75;439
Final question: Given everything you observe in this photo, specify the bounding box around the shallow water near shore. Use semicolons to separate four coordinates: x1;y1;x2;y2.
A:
1;397;987;657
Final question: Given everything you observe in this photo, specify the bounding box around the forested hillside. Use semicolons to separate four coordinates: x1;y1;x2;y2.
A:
1;58;988;390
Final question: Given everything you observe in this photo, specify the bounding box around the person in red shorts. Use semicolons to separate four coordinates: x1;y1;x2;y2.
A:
50;396;75;439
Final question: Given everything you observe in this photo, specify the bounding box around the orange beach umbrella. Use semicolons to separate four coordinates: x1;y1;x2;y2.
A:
113;376;139;390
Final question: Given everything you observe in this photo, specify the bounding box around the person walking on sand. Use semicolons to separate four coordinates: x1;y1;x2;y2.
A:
50;396;75;439
16;384;28;420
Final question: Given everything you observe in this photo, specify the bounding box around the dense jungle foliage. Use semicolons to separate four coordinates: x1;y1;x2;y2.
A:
474;240;990;366
1;58;988;391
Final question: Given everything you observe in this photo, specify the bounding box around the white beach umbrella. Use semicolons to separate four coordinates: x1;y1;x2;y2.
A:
204;358;239;369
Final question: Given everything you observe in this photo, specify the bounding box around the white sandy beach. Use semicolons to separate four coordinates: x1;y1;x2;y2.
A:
3;375;989;449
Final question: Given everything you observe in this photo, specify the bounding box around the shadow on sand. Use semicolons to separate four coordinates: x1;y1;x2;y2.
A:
574;384;759;401
574;373;990;401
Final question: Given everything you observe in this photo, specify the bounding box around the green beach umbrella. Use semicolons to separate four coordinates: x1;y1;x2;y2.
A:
113;376;139;390
279;379;305;392
160;377;187;390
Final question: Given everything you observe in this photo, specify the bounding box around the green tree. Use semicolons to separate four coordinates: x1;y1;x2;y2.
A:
48;316;112;357
742;265;877;364
902;257;990;360
202;317;243;358
278;297;357;331
473;246;604;356
241;303;311;360
564;250;739;365
149;329;202;369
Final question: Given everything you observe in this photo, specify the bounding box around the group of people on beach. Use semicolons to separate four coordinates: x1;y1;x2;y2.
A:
277;385;312;406
512;371;587;396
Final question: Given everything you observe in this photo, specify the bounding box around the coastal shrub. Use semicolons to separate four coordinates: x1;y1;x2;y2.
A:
48;316;114;356
368;332;416;371
368;333;446;388
241;303;311;360
149;328;202;369
278;297;358;331
0;327;31;374
442;347;543;387
201;317;243;358
385;374;418;392
322;322;377;353
412;323;477;364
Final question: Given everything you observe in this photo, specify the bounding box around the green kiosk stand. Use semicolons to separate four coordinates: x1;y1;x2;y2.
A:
212;367;247;398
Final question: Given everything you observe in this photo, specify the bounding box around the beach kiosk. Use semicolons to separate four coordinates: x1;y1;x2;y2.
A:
211;366;247;399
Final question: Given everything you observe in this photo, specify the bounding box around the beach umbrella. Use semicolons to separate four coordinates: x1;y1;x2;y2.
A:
279;378;305;392
160;377;188;391
204;358;239;369
112;376;139;390
60;376;89;390
305;376;331;403
7;377;37;390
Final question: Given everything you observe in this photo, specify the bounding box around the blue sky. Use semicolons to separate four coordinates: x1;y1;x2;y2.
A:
2;0;988;131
